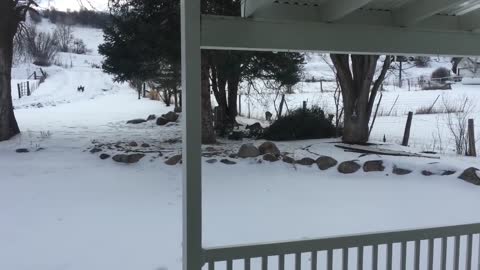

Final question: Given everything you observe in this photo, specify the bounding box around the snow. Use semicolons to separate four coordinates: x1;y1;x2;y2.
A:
3;20;480;270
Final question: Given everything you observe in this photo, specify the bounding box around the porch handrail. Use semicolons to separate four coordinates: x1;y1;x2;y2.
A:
204;222;480;270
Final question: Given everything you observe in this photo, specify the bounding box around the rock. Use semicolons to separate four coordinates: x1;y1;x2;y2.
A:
90;148;102;154
237;144;260;158
127;119;147;124
422;170;434;176
296;157;316;166
316;156;338;170
442;170;456;176
141;143;150;148
16;148;29;153
282;155;295;164
459;167;480;185
263;153;279;162
220;159;236;165
112;153;145;164
162;111;179;122
174;106;182;113
129;141;138;147
338;161;361;174
363;160;385;172
99;154;111;160
229;154;238;159
165;154;182;165
156;117;169;126
258;141;281;156
206;159;218;164
392;166;412;175
146;114;156;121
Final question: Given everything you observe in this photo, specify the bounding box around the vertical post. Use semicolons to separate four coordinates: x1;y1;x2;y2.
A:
143;83;146;98
320;80;323;92
27;81;31;96
468;119;477;157
17;84;21;99
238;94;242;116
181;0;203;270
278;94;285;119
402;112;413;146
34;71;37;80
303;101;307;111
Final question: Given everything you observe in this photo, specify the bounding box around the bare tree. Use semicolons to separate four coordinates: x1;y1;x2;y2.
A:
331;54;391;144
0;0;38;141
54;24;73;52
20;24;59;66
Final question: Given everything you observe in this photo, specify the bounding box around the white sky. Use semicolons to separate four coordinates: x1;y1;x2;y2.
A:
38;0;109;11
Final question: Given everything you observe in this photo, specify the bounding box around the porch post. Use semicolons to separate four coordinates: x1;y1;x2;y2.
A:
181;0;203;270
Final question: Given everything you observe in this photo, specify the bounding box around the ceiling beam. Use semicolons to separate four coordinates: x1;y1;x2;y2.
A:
319;0;375;22
394;0;467;26
201;15;480;57
241;0;271;17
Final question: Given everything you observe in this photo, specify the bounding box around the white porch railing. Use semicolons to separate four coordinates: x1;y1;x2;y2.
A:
204;223;480;270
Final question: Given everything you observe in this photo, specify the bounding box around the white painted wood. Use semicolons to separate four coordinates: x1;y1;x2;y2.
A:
461;10;480;31
181;0;203;269
394;0;466;26
319;0;374;22
201;15;480;57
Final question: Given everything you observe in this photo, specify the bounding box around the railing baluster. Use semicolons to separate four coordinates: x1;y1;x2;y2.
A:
343;248;348;270
467;234;473;270
428;239;434;270
278;254;284;270
372;245;378;270
311;251;317;270
454;236;461;270
441;237;447;270
227;260;233;270
414;240;421;270
245;258;251;270
295;252;301;270
208;260;214;270
261;257;267;270
357;246;364;270
401;241;407;270
327;249;333;270
386;243;393;270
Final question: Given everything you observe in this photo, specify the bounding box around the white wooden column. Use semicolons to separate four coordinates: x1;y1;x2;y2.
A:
181;0;203;270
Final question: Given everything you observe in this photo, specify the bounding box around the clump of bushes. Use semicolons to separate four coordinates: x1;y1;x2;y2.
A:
431;67;451;83
71;38;88;54
20;25;59;66
263;107;336;141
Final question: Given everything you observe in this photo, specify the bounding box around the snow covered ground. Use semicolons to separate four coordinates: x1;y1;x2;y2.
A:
3;19;480;270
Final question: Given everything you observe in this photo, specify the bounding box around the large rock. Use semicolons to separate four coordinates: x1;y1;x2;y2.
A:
363;160;385;172
316;156;338;170
156;117;169;126
459;167;480;185
338;161;361;174
282;155;295;164
393;166;412;175
162;111;179;122
127;119;146;124
263;153;279;162
113;154;145;164
99;153;111;160
146;114;156;121
296;157;316;166
165;154;182;165
258;141;281;156
237;144;260;158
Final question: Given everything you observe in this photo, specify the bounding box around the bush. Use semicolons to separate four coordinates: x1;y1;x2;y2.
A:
71;38;88;54
414;56;430;67
54;24;74;52
19;25;59;66
263;107;336;141
431;67;451;83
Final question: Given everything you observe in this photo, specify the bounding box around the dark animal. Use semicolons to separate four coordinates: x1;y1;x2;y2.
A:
77;86;85;92
265;111;273;122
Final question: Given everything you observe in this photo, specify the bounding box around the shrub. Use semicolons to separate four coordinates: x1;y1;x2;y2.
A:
263;107;336;141
71;38;88;54
414;56;430;67
431;67;451;83
19;25;59;66
54;24;74;52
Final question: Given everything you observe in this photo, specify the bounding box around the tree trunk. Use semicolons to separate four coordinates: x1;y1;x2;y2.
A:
0;8;20;141
201;52;216;144
226;74;240;123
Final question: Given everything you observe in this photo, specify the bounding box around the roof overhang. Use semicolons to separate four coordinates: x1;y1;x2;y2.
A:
201;0;480;56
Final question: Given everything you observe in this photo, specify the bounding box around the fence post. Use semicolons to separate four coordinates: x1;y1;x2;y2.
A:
238;94;242;116
34;71;37;80
468;119;477;157
278;94;285;119
402;112;413;146
143;83;146;98
27;81;31;96
303;101;307;111
320;80;323;92
18;84;21;99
